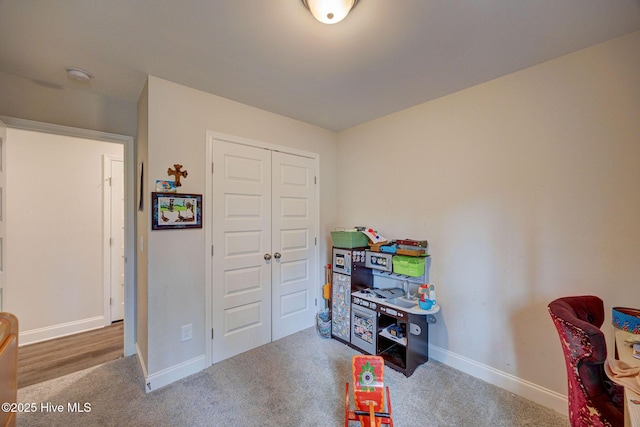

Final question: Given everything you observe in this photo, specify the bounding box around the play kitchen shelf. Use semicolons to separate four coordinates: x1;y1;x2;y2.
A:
365;250;431;284
379;326;407;346
351;290;438;377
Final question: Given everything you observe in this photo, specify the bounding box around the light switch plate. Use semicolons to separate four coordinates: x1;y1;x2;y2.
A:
181;324;192;342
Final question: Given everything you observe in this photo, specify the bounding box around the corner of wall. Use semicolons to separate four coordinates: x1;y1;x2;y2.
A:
136;79;150;370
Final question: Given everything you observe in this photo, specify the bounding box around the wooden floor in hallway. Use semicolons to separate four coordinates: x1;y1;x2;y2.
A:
17;322;124;389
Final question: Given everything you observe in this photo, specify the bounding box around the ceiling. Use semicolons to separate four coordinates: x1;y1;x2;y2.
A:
1;1;639;131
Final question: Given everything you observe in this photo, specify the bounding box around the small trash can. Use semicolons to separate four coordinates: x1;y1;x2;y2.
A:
317;308;331;339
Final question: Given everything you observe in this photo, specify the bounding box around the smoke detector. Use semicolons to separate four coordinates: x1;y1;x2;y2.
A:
66;67;92;82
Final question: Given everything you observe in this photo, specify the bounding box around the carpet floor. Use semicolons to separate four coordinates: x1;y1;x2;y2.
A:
16;327;569;426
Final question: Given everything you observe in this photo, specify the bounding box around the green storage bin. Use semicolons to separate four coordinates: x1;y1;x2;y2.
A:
331;230;369;248
392;255;426;277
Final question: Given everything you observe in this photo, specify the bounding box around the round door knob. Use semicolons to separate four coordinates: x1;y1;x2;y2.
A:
264;253;272;260
274;252;281;259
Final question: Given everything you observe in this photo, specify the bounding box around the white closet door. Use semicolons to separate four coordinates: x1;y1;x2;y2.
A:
212;140;272;363
271;152;317;340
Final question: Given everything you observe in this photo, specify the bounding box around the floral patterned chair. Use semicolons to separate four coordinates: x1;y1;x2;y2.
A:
345;355;393;427
548;296;624;427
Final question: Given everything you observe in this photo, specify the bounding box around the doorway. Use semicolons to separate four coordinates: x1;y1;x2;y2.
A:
205;133;320;365
0;117;135;357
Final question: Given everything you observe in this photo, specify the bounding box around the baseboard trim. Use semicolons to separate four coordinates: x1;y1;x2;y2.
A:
144;355;206;394
429;344;568;416
19;316;106;346
135;343;148;379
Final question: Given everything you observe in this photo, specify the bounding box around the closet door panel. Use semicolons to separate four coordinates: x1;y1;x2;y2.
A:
212;140;272;363
271;152;317;340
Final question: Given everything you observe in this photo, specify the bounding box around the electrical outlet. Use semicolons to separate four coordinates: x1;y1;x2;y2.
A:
181;324;192;342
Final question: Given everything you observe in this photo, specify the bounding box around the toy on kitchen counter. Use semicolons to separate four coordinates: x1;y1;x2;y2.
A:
396;239;428;257
379;242;397;254
361;228;387;244
418;284;436;310
360;228;388;252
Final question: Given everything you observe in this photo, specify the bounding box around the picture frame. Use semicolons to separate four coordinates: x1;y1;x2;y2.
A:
151;192;202;230
155;179;177;193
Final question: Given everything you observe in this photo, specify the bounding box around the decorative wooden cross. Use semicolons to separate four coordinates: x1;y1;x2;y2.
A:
167;164;188;187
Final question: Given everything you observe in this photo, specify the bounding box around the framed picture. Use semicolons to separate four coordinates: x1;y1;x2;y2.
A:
152;192;202;230
155;179;177;193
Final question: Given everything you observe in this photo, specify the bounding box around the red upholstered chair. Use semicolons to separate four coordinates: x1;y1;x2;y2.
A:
548;296;624;427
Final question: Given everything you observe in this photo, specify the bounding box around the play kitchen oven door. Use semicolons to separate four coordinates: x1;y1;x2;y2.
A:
351;304;377;355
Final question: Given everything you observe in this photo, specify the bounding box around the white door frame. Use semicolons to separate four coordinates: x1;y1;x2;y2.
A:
204;131;320;367
0;116;136;356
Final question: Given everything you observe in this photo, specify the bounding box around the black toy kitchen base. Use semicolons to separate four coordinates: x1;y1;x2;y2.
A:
349;291;431;377
329;245;439;377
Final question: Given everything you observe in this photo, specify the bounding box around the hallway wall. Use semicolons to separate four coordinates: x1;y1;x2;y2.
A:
6;127;124;344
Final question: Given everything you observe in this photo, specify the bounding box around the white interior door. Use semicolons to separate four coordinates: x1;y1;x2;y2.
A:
0;120;5;311
271;152;317;340
212;140;272;363
109;158;125;322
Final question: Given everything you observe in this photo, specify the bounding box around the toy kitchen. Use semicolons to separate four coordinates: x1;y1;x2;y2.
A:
330;228;439;377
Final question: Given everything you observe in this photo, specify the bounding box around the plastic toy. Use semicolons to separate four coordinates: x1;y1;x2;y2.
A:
345;355;394;427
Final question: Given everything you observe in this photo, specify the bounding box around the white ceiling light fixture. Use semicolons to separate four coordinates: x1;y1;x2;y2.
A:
302;0;359;24
66;67;92;82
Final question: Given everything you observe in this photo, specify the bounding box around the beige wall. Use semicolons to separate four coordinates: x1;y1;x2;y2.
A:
6;128;124;343
140;76;338;384
337;31;640;407
0;70;137;137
